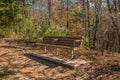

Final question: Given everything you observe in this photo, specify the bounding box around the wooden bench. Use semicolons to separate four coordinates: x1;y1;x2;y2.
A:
36;36;82;59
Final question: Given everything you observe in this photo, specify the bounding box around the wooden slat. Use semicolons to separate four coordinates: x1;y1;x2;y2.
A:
43;36;82;40
44;36;82;38
43;38;81;43
35;43;79;50
43;42;81;47
43;41;81;45
43;37;82;40
42;36;82;48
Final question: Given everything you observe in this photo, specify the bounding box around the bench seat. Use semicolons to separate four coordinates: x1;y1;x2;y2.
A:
36;36;82;59
36;43;80;50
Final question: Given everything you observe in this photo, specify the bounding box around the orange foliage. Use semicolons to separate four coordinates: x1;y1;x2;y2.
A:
48;0;53;3
58;7;68;20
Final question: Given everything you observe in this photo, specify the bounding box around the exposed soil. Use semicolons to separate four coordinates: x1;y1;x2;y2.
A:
0;38;120;80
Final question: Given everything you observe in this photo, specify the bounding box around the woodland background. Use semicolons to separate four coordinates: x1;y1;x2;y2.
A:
0;0;120;52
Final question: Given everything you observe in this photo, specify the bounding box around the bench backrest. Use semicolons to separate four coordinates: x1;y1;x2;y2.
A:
43;36;82;47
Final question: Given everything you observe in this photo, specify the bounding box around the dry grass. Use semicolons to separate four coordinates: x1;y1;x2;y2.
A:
0;38;120;80
0;66;14;80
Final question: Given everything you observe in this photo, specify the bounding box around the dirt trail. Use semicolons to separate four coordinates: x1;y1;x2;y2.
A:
0;38;80;80
1;38;120;80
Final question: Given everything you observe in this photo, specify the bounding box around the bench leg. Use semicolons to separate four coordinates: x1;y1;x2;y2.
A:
56;48;59;56
44;46;47;53
71;50;74;59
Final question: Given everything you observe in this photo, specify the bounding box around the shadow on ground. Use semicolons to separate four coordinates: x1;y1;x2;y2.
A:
0;45;23;49
24;53;59;68
5;39;37;46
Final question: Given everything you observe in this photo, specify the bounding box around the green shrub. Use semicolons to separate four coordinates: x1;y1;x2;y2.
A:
83;37;89;48
0;27;15;37
44;25;69;36
39;22;70;37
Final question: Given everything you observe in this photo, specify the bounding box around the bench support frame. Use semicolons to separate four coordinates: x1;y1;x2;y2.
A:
43;45;75;59
56;48;59;56
36;36;82;59
44;46;47;53
71;49;74;59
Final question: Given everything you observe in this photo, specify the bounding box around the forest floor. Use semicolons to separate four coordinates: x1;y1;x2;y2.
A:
0;38;120;80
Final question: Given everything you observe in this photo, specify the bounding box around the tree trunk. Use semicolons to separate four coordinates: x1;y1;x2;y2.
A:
107;0;120;52
48;0;51;27
93;0;102;47
86;0;90;48
66;0;69;29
